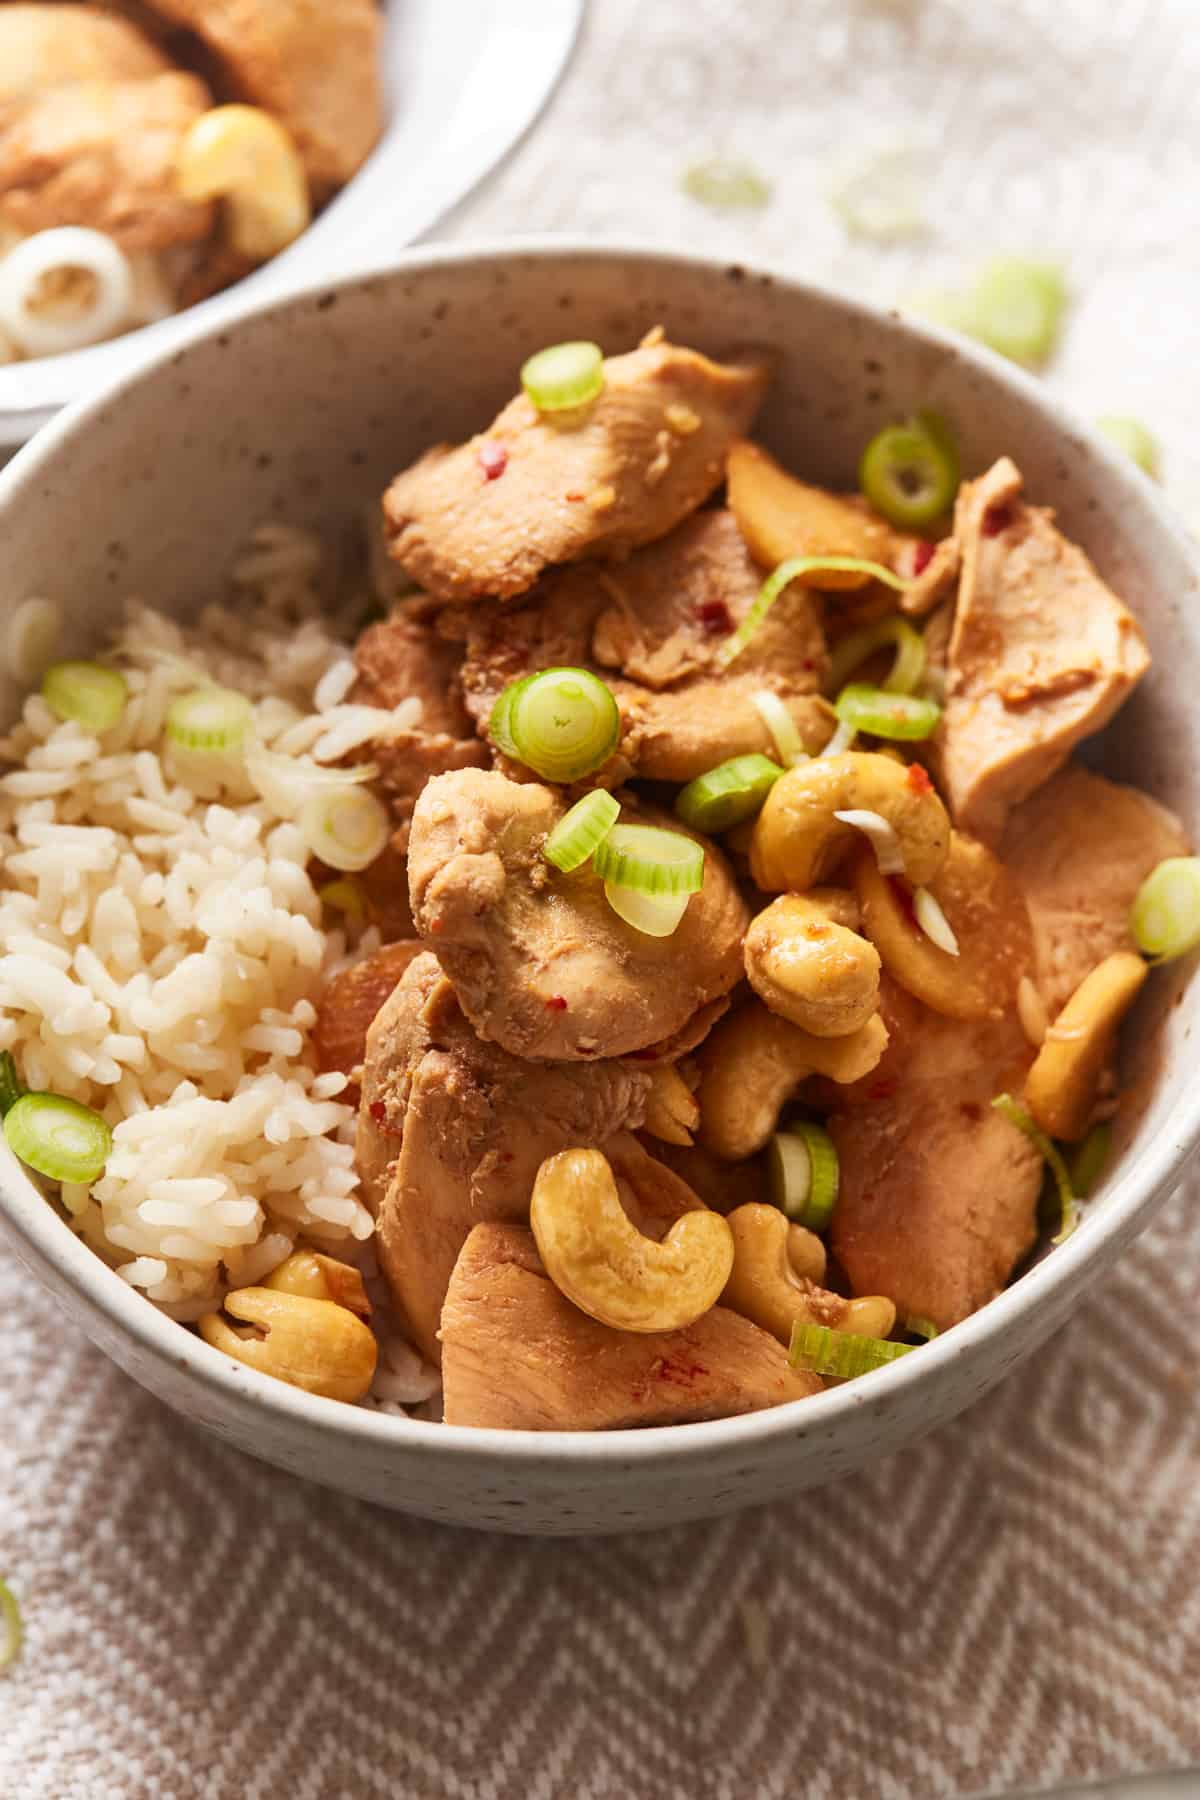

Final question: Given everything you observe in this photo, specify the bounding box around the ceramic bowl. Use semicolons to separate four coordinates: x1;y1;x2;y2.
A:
0;245;1197;1536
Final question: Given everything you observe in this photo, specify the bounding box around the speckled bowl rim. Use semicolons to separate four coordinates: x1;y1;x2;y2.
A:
3;238;1199;1475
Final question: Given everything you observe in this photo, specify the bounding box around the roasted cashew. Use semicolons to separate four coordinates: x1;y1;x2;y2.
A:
1024;951;1147;1141
744;890;881;1036
853;833;1033;1020
695;998;888;1161
263;1249;371;1318
751;751;950;893
530;1148;734;1332
721;1205;896;1344
198;1287;377;1401
176;105;311;260
641;1063;700;1146
787;1224;828;1286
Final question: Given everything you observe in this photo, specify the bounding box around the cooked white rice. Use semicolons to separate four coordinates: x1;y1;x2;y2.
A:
0;524;439;1410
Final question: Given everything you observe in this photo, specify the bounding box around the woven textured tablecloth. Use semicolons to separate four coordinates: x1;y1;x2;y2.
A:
3;3;1200;1795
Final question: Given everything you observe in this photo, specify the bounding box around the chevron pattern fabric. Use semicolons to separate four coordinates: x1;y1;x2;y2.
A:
4;0;1200;1794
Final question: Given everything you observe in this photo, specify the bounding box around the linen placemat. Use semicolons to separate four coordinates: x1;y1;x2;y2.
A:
3;1;1200;1795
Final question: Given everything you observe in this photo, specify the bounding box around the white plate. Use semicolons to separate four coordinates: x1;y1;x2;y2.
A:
0;0;583;444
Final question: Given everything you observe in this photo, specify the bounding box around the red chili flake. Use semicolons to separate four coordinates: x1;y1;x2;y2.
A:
545;995;568;1012
369;1099;386;1123
906;761;933;796
912;541;936;576
868;1079;899;1101
368;1098;403;1138
982;504;1013;537
477;439;508;481
695;598;733;636
887;875;920;929
801;657;817;671
629;1047;659;1061
655;1357;708;1387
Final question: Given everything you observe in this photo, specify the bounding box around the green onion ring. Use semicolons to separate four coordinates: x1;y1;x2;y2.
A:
4;1092;112;1186
593;823;705;897
789;1321;915;1380
675;754;783;835
1130;858;1200;964
827;615;926;696
992;1092;1078;1245
834;682;940;741
41;661;128;733
715;557;905;671
520;342;605;413
543;790;620;873
489;668;620;784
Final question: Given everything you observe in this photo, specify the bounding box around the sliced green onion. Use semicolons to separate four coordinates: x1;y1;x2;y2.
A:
750;690;809;767
4;1092;112;1185
675;754;783;834
859;414;959;531
789;1321;915;1380
715;557;905;672
829;146;927;245
971;257;1067;368
835;808;905;876
317;877;369;929
905;1317;940;1341
520;342;604;413
0;1052;25;1118
835;682;940;741
0;1577;21;1674
1070;1121;1114;1199
604;880;690;938
681;155;771;212
543;789;620;873
244;742;378;819
299;786;390;873
489;668;620;784
767;1122;839;1231
822;719;857;758
1097;416;1160;479
1130;857;1200;963
913;885;960;956
992;1092;1078;1245
166;686;253;753
828;616;926;696
41;661;127;733
593;823;705;897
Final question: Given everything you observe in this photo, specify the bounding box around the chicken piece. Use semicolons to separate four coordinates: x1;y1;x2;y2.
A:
353;610;487;845
0;72;214;252
1002;763;1188;1015
313;938;423;1100
440;1222;820;1430
930;458;1150;843
445;510;832;784
0;6;172;101
408;768;749;1061
827;977;1042;1332
137;0;383;196
643;1138;769;1215
355;829;415;942
384;334;770;603
898;534;961;618
357;953;653;1362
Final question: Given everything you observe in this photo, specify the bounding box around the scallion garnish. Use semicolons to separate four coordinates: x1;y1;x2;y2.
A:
828;615;926;697
991;1093;1078;1245
834;683;941;741
789;1321;914;1380
41;661;128;733
0;1577;21;1674
166;686;253;753
1069;1121;1114;1200
0;1052;25;1118
1130;857;1200;963
970;258;1067;368
859;412;959;530
592;823;705;897
905;1317;940;1341
681;155;771;212
520;342;604;413
833;808;905;875
300;787;390;873
750;690;809;767
767;1122;839;1232
675;754;783;835
317;877;370;929
4;1092;112;1185
913;885;960;956
714;557;905;671
543;790;620;873
488;668;620;784
1096;416;1160;479
604;880;690;938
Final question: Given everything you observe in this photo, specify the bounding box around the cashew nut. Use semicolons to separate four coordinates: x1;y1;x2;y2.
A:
750;751;950;893
787;1223;828;1286
744;890;881;1036
263;1248;371;1318
176;105;311;261
853;832;1033;1020
721;1205;896;1344
529;1147;734;1333
198;1287;377;1401
1024;951;1147;1142
695;998;888;1161
641;1063;700;1146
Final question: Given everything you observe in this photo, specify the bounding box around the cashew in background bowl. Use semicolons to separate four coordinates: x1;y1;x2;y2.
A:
722;1204;895;1343
751;751;949;893
744;889;881;1036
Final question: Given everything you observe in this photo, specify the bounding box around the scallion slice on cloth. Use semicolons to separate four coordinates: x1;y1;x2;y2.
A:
300;786;389;873
0;1578;21;1674
41;661;127;733
828;146;927;245
767;1122;839;1231
970;258;1068;368
991;1092;1078;1245
681;156;771;212
1070;1122;1114;1200
714;557;905;671
4;1093;112;1185
750;690;809;767
543;790;620;873
859;413;959;531
166;686;253;753
1096;416;1159;478
789;1321;914;1380
488;668;620;783
0;1053;25;1117
1130;858;1200;963
593;823;704;897
828;615;926;696
834;683;940;742
833;808;905;875
520;342;605;413
675;754;783;834
604;880;690;938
